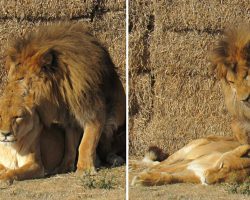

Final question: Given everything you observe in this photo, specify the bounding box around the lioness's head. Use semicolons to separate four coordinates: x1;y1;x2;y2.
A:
0;81;39;145
211;25;250;119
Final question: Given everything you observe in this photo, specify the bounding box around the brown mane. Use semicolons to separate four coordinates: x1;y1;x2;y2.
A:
211;25;250;79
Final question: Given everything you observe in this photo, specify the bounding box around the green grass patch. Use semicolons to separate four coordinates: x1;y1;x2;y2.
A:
80;172;116;190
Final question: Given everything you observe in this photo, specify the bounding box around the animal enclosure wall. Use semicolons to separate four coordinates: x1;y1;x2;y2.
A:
129;0;250;156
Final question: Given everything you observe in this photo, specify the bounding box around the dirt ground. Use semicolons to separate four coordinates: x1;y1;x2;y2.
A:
129;162;250;200
0;166;125;200
130;183;249;200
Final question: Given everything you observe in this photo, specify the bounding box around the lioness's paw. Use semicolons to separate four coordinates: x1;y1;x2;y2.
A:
0;179;12;188
131;176;143;186
0;173;13;188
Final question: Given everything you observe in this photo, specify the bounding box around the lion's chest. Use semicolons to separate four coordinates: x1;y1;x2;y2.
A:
0;144;28;169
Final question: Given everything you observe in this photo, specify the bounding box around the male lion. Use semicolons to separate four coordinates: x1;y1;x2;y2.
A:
131;136;250;186
5;23;126;173
211;25;250;144
0;81;67;183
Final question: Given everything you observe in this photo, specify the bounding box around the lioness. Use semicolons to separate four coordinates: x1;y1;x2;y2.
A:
211;25;250;144
131;136;250;186
0;81;66;183
5;23;126;173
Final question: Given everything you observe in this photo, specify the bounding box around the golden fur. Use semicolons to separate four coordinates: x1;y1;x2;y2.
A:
0;81;65;183
131;136;250;186
5;23;126;173
211;25;250;144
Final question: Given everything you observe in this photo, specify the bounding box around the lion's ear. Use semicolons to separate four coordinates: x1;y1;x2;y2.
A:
37;49;57;73
210;40;229;79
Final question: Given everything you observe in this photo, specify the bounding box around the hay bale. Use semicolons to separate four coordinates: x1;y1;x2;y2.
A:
92;11;126;83
0;0;125;20
154;0;250;32
129;1;154;133
0;0;94;19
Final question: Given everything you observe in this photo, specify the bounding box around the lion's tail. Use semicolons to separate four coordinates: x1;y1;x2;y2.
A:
129;146;168;170
143;146;168;163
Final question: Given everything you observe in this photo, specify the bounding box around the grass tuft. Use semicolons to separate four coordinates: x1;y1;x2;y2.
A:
80;172;115;190
224;178;250;195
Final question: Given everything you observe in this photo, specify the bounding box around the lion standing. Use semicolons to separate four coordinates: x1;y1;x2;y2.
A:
5;23;126;173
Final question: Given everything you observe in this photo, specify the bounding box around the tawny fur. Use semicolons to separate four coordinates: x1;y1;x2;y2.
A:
0;81;66;183
211;25;250;144
5;23;126;173
131;136;250;186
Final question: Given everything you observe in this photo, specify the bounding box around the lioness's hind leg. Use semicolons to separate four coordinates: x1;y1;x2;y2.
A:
131;171;173;186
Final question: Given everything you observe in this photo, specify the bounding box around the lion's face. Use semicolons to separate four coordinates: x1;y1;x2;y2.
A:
211;26;250;119
221;64;250;119
0;84;37;145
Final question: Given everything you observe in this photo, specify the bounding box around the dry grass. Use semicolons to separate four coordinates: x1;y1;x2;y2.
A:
129;0;250;156
0;167;125;200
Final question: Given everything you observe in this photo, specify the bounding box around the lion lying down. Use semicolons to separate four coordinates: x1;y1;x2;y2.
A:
131;136;250;186
0;82;71;183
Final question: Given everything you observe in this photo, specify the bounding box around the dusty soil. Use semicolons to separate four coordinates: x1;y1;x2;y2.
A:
129;183;249;200
129;162;250;200
0;166;125;200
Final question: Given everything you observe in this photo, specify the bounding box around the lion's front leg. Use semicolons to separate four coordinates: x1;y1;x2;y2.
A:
0;162;44;185
77;120;102;174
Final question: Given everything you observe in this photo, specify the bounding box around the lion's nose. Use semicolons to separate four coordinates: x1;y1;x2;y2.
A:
1;132;12;137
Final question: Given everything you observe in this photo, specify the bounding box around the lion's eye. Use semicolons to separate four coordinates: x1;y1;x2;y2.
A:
244;74;249;80
14;116;23;123
16;63;21;68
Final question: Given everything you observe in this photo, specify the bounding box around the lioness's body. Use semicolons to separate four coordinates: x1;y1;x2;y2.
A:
6;23;126;173
0;83;65;182
131;136;250;186
211;26;250;144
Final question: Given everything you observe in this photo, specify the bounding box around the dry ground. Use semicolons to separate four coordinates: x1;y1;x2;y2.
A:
0;166;125;200
130;183;250;200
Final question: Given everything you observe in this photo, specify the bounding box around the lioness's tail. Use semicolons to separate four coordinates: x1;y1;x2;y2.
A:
129;146;168;170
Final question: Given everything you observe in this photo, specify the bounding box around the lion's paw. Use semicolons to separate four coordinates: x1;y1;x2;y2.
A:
106;153;125;167
76;165;97;176
0;177;13;188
